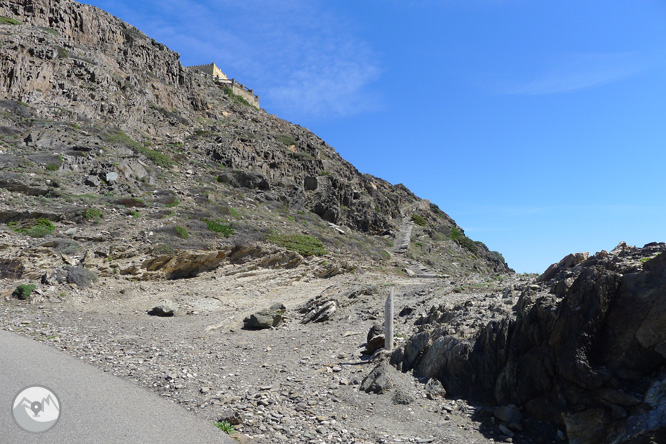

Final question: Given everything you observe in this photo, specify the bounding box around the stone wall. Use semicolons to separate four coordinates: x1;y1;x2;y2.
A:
187;63;259;108
228;79;260;108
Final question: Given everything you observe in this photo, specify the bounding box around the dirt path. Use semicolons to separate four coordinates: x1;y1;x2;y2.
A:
0;264;527;444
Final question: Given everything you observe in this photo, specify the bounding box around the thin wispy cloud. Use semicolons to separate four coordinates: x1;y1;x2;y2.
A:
502;52;657;95
88;0;383;119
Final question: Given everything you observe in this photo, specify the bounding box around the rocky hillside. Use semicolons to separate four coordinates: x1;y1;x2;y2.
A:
0;0;508;283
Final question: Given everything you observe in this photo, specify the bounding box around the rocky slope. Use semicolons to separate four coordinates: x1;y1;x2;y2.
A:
0;0;508;287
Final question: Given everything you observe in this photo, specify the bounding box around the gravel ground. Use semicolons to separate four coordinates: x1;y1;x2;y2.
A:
0;266;556;444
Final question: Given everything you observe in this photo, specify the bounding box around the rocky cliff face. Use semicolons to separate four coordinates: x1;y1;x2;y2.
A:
0;0;508;284
392;242;666;444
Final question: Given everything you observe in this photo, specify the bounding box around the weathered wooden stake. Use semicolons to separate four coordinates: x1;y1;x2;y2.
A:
384;288;395;351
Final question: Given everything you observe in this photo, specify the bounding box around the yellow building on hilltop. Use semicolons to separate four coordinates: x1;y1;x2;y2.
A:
187;62;260;109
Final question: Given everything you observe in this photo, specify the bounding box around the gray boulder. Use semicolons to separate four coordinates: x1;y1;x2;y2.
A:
364;324;385;355
149;300;178;317
243;303;286;329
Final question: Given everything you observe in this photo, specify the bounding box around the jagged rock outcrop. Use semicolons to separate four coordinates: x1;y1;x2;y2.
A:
392;242;666;444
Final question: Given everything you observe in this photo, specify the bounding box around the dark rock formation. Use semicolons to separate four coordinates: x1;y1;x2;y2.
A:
392;242;666;443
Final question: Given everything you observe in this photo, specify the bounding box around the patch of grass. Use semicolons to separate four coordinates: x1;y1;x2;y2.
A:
56;46;68;58
13;284;35;300
165;197;180;208
174;226;189;239
105;130;173;167
77;193;99;203
450;227;463;241
150;104;188;124
10;218;55;237
155;244;175;255
0;16;21;25
46;161;61;171
116;197;146;208
202;218;235;237
83;207;103;221
130;210;141;218
222;87;251;106
38;26;58;35
411;214;427;227
214;421;235;434
277;135;296;146
267;233;326;257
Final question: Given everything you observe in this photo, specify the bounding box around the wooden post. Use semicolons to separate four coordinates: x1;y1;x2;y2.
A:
384;288;395;351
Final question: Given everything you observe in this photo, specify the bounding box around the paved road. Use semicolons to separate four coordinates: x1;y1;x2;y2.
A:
0;330;236;444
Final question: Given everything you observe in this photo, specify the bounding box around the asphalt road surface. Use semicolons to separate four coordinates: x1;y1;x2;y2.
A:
0;329;236;443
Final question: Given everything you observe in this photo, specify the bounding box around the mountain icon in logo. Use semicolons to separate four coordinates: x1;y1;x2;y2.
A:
12;386;61;433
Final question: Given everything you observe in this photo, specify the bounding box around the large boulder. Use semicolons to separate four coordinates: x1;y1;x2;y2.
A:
243;303;286;330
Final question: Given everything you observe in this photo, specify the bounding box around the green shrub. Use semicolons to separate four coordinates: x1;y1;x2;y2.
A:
214;421;235;434
411;214;427;227
83;208;103;221
10;218;55;237
154;244;175;255
130;210;141;218
0;16;21;25
456;235;478;255
450;227;463;241
174;226;189;239
46;162;60;171
277;135;296;146
165;197;180;208
105;130;173;167
13;284;35;300
202;218;235;237
490;250;506;263
267;233;326;256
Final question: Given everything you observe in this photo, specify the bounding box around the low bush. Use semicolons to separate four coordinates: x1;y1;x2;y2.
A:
174;226;189;239
83;207;103;221
202;218;235;237
214;421;235;434
13;284;35;300
10;218;55;237
411;214;427;227
277;135;296;146
105;130;173;167
267;233;326;256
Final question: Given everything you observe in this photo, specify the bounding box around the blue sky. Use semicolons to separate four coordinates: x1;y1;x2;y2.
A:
86;0;666;273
